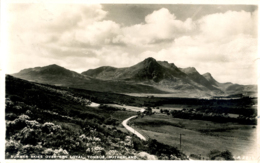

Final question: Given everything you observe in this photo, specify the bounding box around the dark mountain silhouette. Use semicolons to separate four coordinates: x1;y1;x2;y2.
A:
12;64;90;85
11;57;256;96
83;57;223;93
82;57;186;82
15;64;85;78
11;64;168;94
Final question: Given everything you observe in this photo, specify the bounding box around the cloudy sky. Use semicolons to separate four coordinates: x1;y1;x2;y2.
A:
6;3;258;85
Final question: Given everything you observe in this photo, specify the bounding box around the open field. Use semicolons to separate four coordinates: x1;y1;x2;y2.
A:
130;114;254;131
130;114;257;160
106;104;144;112
123;91;210;98
110;111;137;122
105;104;247;119
159;104;185;111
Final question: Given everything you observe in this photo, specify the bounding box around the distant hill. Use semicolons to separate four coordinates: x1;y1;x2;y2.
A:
11;57;257;97
15;64;83;78
178;67;220;91
11;64;168;94
83;57;224;94
12;64;91;85
82;57;186;82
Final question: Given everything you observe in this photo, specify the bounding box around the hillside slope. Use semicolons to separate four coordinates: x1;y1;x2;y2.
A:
5;75;188;160
12;64;91;85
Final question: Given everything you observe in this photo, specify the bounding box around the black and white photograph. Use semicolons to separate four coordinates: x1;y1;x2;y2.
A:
2;1;259;161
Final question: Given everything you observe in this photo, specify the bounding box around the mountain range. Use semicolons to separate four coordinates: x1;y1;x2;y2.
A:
11;57;257;97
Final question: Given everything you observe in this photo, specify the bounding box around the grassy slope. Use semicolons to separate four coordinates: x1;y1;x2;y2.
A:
130;114;257;159
13;73;169;94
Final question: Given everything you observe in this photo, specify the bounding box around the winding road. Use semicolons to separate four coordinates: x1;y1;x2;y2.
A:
122;115;146;141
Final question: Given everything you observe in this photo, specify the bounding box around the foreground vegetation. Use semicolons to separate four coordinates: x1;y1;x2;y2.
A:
5;75;187;160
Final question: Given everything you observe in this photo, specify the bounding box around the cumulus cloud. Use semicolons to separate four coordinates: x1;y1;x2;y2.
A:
198;10;257;42
9;4;115;46
121;8;196;45
7;4;120;73
9;4;107;33
6;4;258;84
56;20;121;47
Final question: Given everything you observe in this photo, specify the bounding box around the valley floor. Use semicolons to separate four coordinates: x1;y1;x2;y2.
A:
128;114;257;160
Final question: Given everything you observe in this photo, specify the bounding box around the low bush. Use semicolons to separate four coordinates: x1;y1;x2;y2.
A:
208;149;234;160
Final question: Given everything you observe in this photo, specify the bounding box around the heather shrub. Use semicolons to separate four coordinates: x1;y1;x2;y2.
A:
5;139;22;153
